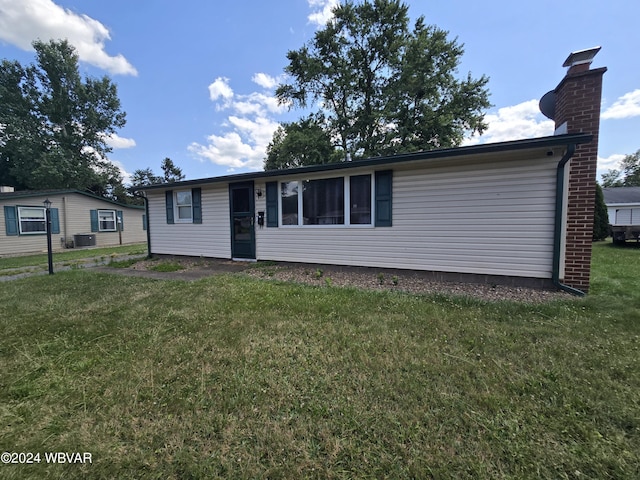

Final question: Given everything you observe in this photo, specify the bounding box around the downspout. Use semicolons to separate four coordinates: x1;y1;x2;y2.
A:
131;191;152;259
552;144;585;296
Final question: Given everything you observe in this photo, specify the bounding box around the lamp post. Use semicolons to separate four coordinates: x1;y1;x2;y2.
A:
43;198;54;275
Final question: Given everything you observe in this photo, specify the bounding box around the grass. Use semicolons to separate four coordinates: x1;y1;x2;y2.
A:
0;240;638;479
0;243;147;271
148;261;184;272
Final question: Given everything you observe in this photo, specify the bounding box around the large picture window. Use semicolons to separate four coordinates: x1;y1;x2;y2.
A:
98;210;116;231
280;174;376;227
303;177;344;225
18;207;46;234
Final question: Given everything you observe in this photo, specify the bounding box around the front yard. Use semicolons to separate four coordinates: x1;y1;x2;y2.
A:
0;241;638;479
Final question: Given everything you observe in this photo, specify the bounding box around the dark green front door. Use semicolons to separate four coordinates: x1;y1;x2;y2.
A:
229;182;255;259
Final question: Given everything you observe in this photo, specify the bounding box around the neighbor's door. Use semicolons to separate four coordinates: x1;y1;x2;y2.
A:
229;181;255;259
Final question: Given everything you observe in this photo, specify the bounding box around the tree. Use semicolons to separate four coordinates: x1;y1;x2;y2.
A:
131;168;163;187
593;183;609;241
601;149;640;187
274;0;490;164
264;115;341;170
131;158;184;187
0;40;127;194
161;157;185;183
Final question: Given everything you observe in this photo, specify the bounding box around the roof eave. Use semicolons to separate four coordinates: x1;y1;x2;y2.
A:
135;133;593;191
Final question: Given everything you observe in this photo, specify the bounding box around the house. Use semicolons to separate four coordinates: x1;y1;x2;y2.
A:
0;188;147;256
602;187;640;225
136;48;606;295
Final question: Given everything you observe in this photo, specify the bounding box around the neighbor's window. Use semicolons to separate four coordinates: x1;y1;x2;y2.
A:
281;181;298;225
303;177;344;225
18;207;46;234
175;190;193;221
98;210;116;231
349;175;371;225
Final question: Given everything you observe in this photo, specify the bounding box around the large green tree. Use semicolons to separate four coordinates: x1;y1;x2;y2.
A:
601;149;640;187
273;0;490;165
0;40;126;194
264;115;341;170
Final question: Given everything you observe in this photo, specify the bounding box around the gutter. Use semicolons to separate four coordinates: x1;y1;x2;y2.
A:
131;191;152;259
552;144;585;296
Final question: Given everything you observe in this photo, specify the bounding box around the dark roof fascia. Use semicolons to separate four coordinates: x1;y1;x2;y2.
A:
0;189;144;209
135;133;593;191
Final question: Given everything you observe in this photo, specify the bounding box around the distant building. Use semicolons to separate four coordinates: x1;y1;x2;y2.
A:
1;189;146;256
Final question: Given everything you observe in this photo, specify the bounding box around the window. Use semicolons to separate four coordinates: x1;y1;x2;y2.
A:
18;207;46;234
281;181;299;225
279;174;379;227
175;190;193;222
165;188;202;224
98;210;116;231
303;177;344;225
350;175;371;224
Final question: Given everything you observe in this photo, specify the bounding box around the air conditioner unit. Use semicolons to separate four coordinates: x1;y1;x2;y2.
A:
74;234;96;247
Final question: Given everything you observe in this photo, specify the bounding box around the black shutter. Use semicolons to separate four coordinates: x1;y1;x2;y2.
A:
192;188;202;224
266;181;278;227
375;170;392;227
165;190;174;224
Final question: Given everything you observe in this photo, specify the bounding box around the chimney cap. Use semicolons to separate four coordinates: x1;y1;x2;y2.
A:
562;46;601;68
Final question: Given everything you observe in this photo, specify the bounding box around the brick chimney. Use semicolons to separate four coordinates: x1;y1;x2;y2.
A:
553;47;607;293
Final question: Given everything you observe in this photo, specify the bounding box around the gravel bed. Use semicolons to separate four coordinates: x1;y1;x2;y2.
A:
244;263;576;303
123;256;577;303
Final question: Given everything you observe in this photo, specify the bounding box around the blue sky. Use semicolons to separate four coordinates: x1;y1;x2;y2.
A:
1;0;639;185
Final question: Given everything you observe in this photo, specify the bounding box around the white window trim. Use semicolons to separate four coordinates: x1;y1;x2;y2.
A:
278;174;375;228
174;190;193;223
98;209;117;232
17;206;47;235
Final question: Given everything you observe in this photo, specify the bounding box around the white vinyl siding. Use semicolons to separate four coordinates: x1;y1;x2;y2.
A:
148;185;230;257
256;154;559;278
611;207;639;225
144;151;561;279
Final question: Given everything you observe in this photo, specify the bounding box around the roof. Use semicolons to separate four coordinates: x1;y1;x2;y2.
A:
602;187;640;205
0;189;144;209
134;133;593;191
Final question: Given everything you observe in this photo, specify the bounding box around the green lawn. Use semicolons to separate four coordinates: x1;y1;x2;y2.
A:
0;243;147;273
0;241;638;479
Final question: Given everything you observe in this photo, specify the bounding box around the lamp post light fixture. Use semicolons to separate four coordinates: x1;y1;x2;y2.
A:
43;198;54;275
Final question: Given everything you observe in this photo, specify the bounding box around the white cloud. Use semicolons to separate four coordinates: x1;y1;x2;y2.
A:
104;133;136;149
0;0;137;76
598;153;625;171
464;99;555;146
190;77;285;171
188;132;268;171
602;89;640;120
208;77;234;102
308;0;339;27
596;153;626;183
110;159;133;185
252;73;280;90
